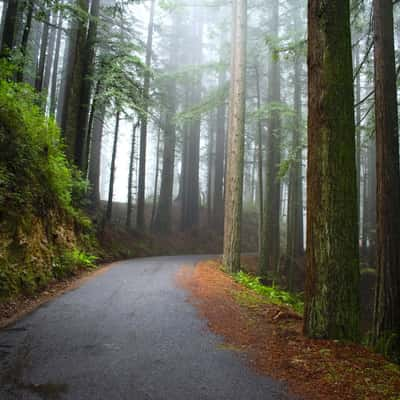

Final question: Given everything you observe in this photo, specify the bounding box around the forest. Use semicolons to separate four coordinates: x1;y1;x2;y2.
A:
0;0;400;398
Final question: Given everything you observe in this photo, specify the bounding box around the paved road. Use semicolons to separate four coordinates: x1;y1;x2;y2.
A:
0;256;292;400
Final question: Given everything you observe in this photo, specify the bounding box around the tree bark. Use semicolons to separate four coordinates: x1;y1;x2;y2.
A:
154;80;176;233
35;10;50;92
255;64;263;254
304;0;360;340
212;66;226;233
88;97;105;208
76;0;100;173
42;10;58;96
127;121;139;229
60;0;89;164
286;44;304;291
372;0;400;360
136;0;156;230
222;0;247;273
150;124;161;230
1;0;19;55
207;113;215;225
106;112;121;222
49;9;63;117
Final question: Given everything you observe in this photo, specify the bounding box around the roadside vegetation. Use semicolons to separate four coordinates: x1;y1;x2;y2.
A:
0;61;98;300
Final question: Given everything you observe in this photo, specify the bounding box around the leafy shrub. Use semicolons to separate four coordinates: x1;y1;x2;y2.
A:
233;270;304;313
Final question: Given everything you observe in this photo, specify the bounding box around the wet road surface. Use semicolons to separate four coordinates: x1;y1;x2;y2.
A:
0;255;293;400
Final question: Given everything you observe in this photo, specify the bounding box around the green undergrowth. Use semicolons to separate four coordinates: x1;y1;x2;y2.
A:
0;60;99;301
233;270;304;314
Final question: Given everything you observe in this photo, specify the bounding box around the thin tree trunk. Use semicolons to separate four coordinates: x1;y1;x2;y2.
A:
154;80;176;233
150;124;161;230
207;113;215;225
106;112;121;222
49;9;63;117
286;45;304;291
35;10;50;92
56;18;70;125
127;121;139;229
43;10;58;99
366;135;376;265
212;65;226;233
88;96;105;208
136;0;156;230
255;64;263;254
355;38;361;243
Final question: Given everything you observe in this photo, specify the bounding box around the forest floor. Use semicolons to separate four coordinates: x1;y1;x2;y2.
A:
177;259;400;400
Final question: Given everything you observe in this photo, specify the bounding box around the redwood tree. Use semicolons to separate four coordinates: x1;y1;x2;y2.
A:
372;0;400;361
223;0;247;273
304;0;360;340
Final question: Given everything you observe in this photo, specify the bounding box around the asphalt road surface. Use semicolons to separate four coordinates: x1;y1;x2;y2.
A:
0;255;293;400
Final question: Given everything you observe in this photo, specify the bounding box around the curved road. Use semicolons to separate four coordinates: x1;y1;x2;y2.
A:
0;256;292;400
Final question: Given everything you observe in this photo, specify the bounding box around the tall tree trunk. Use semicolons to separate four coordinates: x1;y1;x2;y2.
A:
255;64;263;253
60;0;89;164
49;9;63;117
260;0;281;276
136;0;156;230
76;0;100;172
35;10;50;92
304;0;360;340
56;18;69;125
372;0;400;361
212;66;226;233
42;10;57;96
106;112;121;222
154;80;176;233
361;152;368;255
88;95;105;208
366;135;376;265
207;113;215;225
150;124;161;230
127;121;139;229
222;0;247;273
49;12;62;116
286;46;304;291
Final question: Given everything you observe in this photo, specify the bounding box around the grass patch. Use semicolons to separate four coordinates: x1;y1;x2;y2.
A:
233;270;304;314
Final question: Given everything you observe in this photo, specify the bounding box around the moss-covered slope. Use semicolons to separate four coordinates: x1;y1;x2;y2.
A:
0;68;96;300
